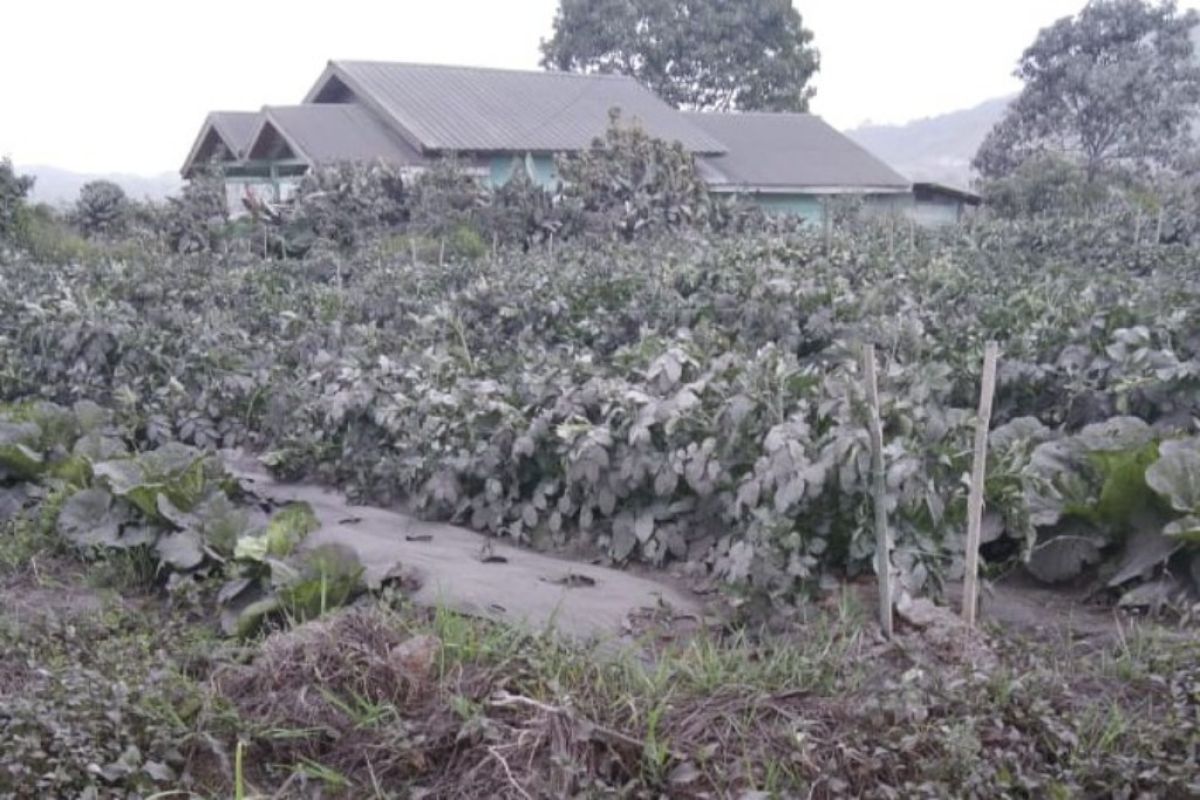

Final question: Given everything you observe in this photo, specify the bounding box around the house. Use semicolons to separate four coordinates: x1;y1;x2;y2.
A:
910;182;982;226
182;60;973;224
685;112;911;224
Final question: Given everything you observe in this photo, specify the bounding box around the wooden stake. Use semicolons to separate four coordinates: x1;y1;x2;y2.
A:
861;344;893;638
962;341;999;627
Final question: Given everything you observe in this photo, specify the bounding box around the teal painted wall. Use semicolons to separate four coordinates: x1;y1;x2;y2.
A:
744;194;824;224
732;193;913;225
910;198;962;227
488;154;558;189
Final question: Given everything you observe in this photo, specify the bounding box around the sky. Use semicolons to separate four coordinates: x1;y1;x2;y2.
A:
3;0;1196;175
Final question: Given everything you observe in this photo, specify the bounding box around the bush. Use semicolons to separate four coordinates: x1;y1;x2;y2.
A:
74;180;130;238
0;158;34;243
13;204;96;264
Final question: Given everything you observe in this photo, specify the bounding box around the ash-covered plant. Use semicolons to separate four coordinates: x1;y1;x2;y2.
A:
556;109;714;240
282;161;409;252
73;179;130;239
0;157;34;244
164;168;229;254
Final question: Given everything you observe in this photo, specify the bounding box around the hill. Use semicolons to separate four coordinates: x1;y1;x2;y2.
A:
845;96;1011;189
18;164;182;207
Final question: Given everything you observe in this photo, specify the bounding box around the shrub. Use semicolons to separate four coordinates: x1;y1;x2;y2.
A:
74;179;130;238
0;158;34;243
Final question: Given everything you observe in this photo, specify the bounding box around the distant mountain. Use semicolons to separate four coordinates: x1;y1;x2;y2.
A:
18;165;182;207
845;96;1012;190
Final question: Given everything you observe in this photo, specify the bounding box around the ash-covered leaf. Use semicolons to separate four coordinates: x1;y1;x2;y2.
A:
1145;437;1200;514
1026;534;1103;583
56;488;129;548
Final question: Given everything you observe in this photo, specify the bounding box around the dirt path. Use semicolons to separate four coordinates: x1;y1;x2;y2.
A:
226;453;703;642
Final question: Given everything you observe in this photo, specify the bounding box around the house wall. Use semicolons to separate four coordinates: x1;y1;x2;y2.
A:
732;192;914;226
487;154;558;189
909;196;965;227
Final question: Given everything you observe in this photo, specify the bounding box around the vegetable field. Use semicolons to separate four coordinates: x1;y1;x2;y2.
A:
3;209;1200;798
3;216;1198;604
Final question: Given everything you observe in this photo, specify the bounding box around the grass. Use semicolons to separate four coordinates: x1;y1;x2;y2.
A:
1;518;1197;798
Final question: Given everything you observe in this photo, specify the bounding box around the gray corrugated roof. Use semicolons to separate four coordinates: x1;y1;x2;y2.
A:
306;61;727;154
181;111;263;175
209;111;264;156
686;112;910;192
252;104;427;166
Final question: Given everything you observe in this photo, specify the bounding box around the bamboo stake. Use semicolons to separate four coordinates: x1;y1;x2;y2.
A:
962;341;999;627
861;344;892;638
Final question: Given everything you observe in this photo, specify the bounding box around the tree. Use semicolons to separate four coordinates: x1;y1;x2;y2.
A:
0;158;34;242
974;0;1200;180
540;0;820;112
556;109;713;239
74;180;129;238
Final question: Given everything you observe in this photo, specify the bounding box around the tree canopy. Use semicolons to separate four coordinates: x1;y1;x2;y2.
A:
539;0;820;112
0;158;34;242
974;0;1200;180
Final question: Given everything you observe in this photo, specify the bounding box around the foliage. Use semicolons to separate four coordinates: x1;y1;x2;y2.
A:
0;401;364;638
974;0;1200;180
274;161;409;254
0;157;34;243
164;169;229;253
11;203;99;264
0;589;234;799
73;179;130;239
978;153;1121;218
556;110;714;240
2;213;1198;603
540;0;820;112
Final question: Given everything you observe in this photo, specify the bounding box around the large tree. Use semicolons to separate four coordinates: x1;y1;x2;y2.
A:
540;0;820;112
974;0;1200;180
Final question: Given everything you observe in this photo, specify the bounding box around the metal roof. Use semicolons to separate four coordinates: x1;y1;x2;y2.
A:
249;104;427;167
181;111;263;175
913;181;981;205
305;60;728;154
209;112;264;156
686;112;911;193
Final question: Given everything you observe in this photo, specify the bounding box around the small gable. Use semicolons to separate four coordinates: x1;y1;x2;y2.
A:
247;122;298;162
310;73;356;104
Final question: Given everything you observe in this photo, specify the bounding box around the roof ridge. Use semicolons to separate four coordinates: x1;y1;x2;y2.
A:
331;59;636;82
684;110;821;119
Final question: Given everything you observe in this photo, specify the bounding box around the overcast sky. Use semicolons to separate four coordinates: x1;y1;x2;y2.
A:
3;0;1195;175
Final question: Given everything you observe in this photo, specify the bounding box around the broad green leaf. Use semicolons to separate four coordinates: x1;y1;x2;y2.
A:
1106;529;1182;587
57;488;127;548
0;420;44;480
72;432;129;462
1076;417;1154;453
155;530;205;571
1091;442;1159;526
1025;534;1103;583
1163;515;1200;544
264;502;320;557
0;485;28;523
276;543;365;623
193;493;252;556
1145;438;1200;514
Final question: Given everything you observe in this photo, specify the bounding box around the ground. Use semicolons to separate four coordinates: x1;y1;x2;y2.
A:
2;518;1198;800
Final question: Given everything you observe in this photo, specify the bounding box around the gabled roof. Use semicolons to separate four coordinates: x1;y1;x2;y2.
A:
246;104;427;167
913;181;981;205
181;111;263;176
304;60;728;155
686;112;911;194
